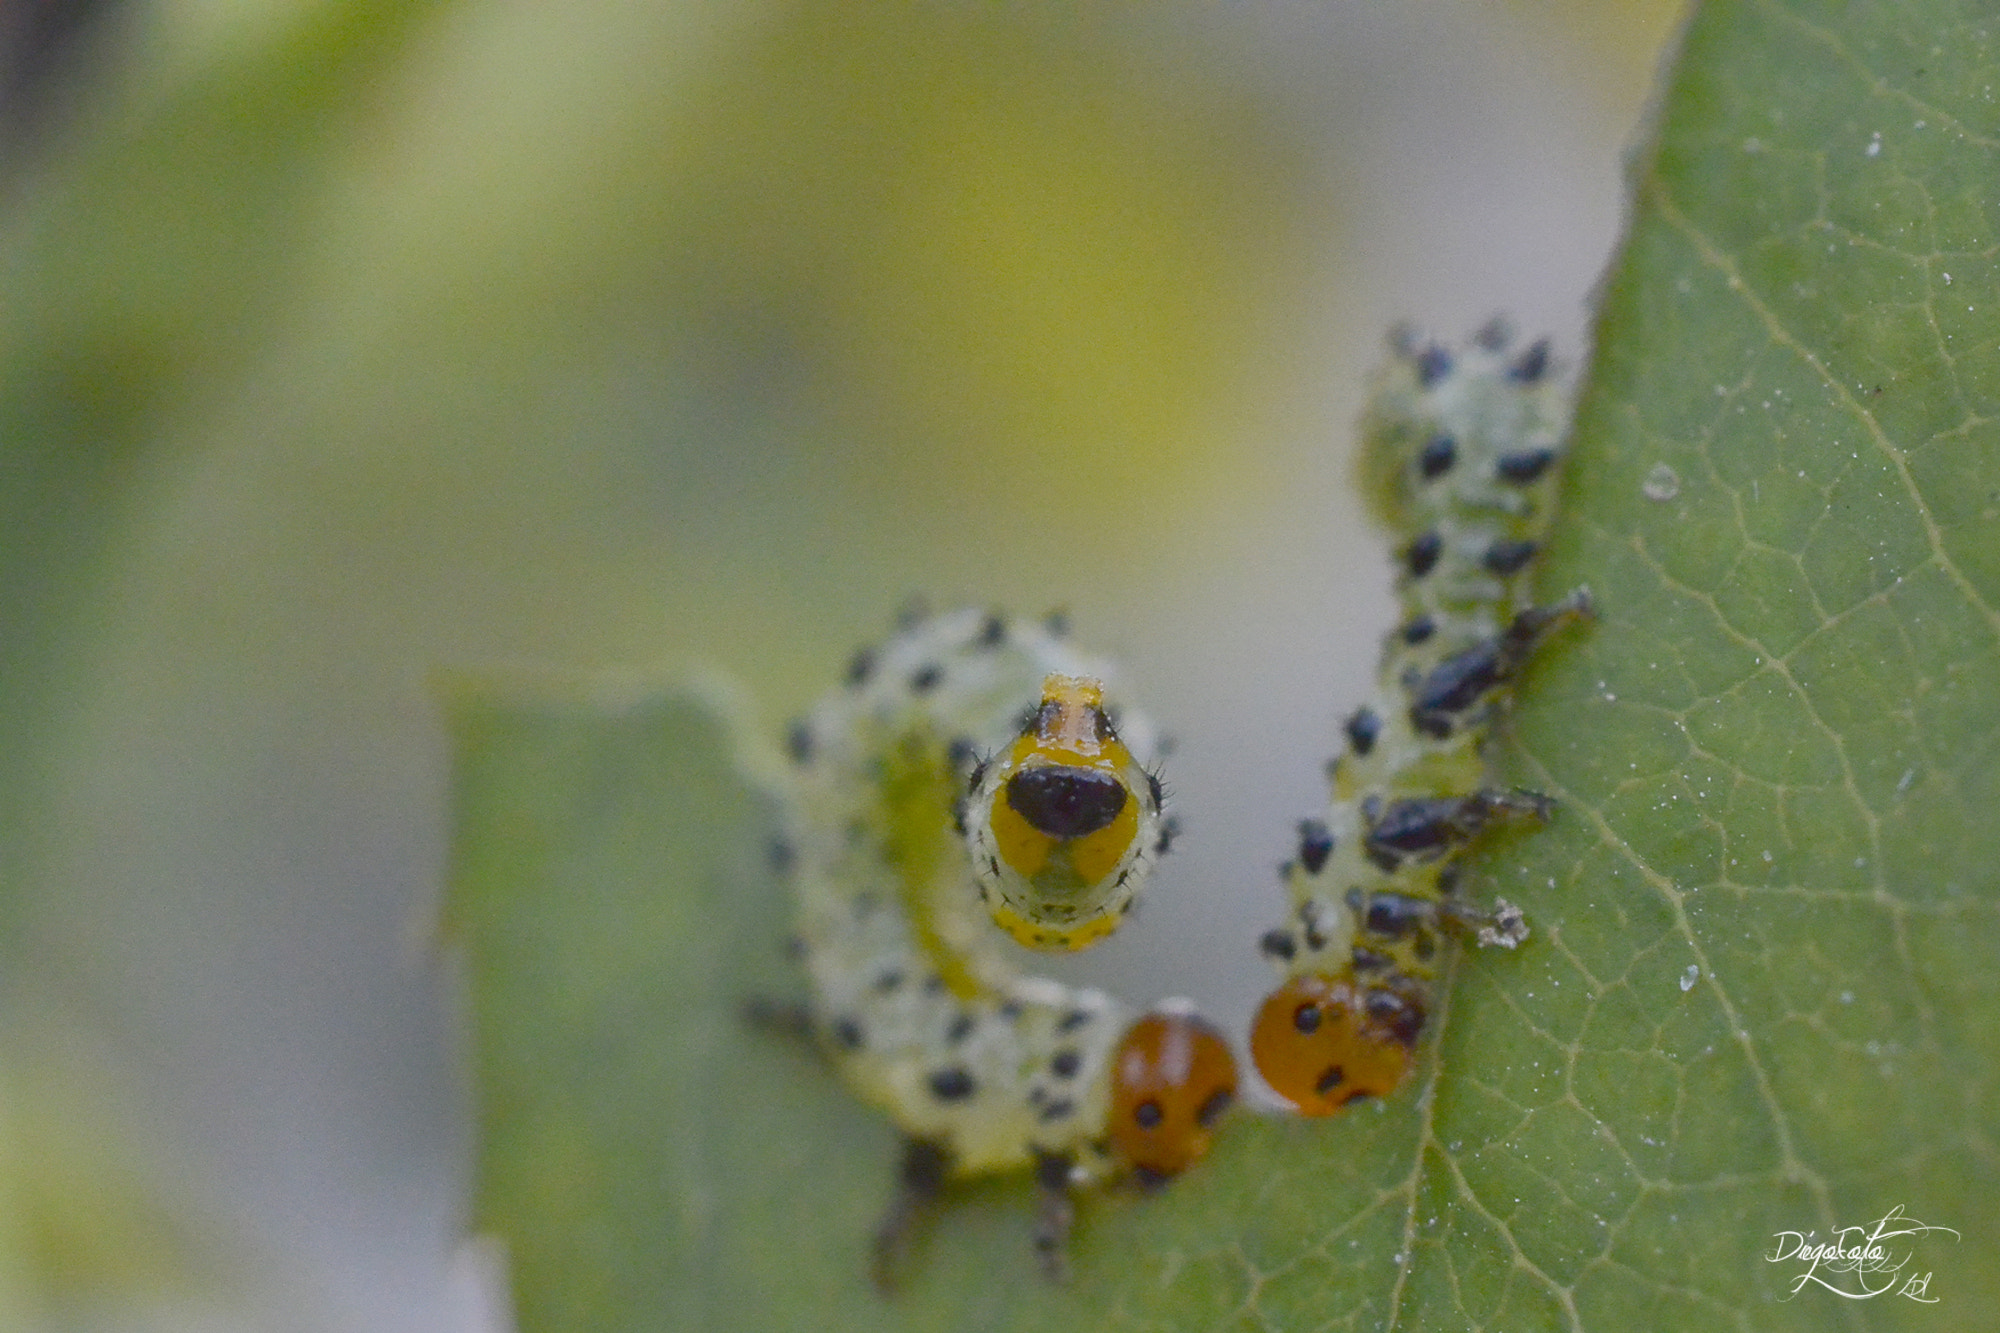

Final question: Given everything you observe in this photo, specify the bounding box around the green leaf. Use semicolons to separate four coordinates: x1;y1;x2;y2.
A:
448;1;1998;1328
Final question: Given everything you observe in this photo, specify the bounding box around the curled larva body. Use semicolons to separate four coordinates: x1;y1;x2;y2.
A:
774;605;1233;1283
1251;324;1591;1115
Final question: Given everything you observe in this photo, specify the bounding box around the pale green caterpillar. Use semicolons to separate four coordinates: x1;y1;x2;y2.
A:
764;605;1235;1285
1250;323;1591;1114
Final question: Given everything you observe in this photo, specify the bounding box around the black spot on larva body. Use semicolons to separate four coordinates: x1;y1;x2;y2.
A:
947;736;977;772
999;1000;1024;1021
1005;766;1129;839
1043;609;1071;638
783;935;806;961
1418;434;1457;479
846;648;874;687
1296;819;1335;875
1409;639;1505;735
785;720;813;763
945;1012;975;1044
1483;539;1539;576
1258;928;1296;961
1038;1098;1075;1123
1415;934;1438;962
1145;770;1165;813
1292;1003;1322;1035
1050;1049;1081;1079
928;1067;977;1102
1508;338;1552;383
1349;888;1435;939
1414;344;1453;387
1402;615;1436;645
1133;1100;1164;1129
1057;1009;1091;1033
1366;988;1427;1047
977;613;1007;647
1314;1065;1345;1095
894;596;929;629
1154;816;1180;856
767;838;794;873
1497;447;1557;484
1350;947;1393;975
874;969;904;993
1345;707;1381;756
1131;1164;1169;1191
1405;530;1443;578
966;756;989;792
922;974;946;995
908;663;943;694
1302;909;1329;953
1197;1087;1233;1127
1473;316;1512;351
833;1017;865;1050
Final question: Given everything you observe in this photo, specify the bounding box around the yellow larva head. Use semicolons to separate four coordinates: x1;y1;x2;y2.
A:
965;674;1166;951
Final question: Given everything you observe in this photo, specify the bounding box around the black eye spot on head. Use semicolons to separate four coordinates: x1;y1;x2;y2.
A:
1405;531;1443;579
1344;707;1381;756
1005;767;1129;839
846;647;874;686
908;663;943;694
1133;1099;1163;1129
1197;1087;1234;1127
1418;434;1457;479
1496;447;1556;484
1295;819;1334;875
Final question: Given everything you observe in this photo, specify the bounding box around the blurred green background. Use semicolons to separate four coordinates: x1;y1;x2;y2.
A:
0;2;1683;1328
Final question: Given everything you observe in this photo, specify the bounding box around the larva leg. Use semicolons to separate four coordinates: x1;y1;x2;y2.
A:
871;1136;951;1294
1030;1149;1075;1283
